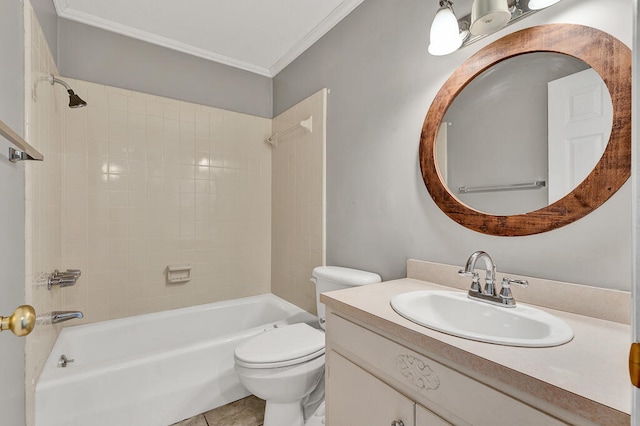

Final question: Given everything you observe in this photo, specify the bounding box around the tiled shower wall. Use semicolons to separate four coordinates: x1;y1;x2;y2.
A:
59;78;273;322
271;89;326;314
23;2;273;422
23;2;65;423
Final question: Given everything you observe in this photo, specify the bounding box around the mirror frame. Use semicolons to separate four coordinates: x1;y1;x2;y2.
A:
419;24;631;236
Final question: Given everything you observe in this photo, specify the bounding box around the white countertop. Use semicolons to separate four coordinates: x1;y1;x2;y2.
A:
321;278;631;425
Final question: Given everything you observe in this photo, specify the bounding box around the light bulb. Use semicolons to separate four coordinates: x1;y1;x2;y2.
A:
428;5;463;56
528;0;561;10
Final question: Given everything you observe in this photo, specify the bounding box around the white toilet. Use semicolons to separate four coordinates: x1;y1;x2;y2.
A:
234;266;381;426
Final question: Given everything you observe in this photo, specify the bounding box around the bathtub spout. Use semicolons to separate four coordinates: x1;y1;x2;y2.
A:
51;311;83;324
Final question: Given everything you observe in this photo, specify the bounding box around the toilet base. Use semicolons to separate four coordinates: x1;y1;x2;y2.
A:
264;401;304;426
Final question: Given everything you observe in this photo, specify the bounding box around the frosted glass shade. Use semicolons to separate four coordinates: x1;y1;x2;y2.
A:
470;0;511;36
428;6;463;56
528;0;561;10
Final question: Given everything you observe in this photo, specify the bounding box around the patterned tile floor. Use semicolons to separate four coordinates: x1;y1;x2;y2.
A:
171;396;265;426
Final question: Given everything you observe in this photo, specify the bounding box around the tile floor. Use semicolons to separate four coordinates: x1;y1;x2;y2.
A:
171;396;265;426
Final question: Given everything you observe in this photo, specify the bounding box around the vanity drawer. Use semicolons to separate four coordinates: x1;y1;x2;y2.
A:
326;312;568;426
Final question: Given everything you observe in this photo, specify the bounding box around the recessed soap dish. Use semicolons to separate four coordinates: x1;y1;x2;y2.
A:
167;264;192;284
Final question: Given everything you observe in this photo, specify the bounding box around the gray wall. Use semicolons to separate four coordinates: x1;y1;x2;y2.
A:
0;1;26;425
29;0;273;117
30;0;58;58
274;0;633;290
56;18;273;118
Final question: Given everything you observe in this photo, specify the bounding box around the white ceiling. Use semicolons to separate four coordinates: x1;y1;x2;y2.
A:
52;0;365;77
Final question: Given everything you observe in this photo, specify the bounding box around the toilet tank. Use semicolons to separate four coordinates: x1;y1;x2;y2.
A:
311;266;381;329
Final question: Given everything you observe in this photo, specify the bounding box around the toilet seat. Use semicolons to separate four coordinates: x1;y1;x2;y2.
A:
235;323;325;369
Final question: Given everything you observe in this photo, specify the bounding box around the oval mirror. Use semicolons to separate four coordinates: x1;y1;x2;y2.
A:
419;24;631;236
441;52;611;216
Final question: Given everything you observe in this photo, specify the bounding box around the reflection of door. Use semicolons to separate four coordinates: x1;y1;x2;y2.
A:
436;122;449;185
547;68;612;204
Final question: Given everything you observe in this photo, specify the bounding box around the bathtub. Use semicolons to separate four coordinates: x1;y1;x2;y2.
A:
35;294;317;426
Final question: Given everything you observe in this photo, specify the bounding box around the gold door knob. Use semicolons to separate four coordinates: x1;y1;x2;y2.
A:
0;305;36;336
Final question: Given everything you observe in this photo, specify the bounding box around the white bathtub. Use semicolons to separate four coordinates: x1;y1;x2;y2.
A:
35;294;317;426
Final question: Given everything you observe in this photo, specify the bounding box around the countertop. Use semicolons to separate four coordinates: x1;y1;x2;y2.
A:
321;278;631;425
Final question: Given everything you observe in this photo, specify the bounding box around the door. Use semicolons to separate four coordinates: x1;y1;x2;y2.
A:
416;404;452;426
0;1;27;425
326;350;414;426
547;68;612;204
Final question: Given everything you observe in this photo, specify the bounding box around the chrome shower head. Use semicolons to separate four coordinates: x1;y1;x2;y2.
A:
49;74;87;108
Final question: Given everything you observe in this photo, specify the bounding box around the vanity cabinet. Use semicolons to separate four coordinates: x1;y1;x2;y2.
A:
327;350;451;426
325;311;568;426
327;351;415;425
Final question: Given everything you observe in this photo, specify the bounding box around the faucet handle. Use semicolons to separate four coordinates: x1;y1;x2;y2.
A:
501;277;529;288
499;277;529;303
64;269;82;278
458;270;481;293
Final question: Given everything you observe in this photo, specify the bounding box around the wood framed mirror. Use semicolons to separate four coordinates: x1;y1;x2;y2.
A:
419;24;631;236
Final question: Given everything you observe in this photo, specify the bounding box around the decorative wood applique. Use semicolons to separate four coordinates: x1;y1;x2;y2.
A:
396;354;440;392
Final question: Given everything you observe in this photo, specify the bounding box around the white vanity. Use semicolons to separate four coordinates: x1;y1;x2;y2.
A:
322;260;631;426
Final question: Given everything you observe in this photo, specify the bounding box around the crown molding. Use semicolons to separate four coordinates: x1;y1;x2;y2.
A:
52;0;272;77
53;0;364;78
269;0;365;76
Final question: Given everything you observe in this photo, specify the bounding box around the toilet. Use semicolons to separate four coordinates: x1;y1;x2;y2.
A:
233;266;382;426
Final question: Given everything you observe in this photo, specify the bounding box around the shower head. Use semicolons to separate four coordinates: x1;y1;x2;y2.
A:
67;91;87;108
49;74;87;108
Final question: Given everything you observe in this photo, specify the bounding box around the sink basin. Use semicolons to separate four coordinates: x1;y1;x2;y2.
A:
390;291;574;347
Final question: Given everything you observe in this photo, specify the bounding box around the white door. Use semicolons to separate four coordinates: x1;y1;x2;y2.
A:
436;122;449;185
416;404;452;426
0;2;27;424
547;68;612;204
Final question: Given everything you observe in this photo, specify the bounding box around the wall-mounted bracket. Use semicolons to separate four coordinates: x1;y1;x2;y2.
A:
9;147;41;163
265;116;313;147
1;119;43;162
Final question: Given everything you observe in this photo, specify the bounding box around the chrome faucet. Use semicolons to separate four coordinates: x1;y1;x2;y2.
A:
459;251;528;307
50;311;84;324
459;251;497;295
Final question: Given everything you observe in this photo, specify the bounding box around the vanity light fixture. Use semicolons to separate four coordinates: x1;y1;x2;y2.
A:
428;0;467;56
470;0;511;35
428;0;564;56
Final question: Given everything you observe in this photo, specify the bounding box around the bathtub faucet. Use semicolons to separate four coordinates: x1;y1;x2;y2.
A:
50;311;84;324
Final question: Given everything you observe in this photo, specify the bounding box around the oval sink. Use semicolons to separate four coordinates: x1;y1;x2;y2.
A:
390;291;573;347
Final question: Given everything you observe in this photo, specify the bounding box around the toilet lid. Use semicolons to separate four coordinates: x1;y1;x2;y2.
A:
235;323;325;368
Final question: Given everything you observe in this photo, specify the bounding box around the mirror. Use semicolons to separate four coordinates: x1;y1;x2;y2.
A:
440;52;611;216
419;24;631;236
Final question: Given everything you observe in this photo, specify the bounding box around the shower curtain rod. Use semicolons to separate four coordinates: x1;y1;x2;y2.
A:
265;116;313;147
0;118;44;162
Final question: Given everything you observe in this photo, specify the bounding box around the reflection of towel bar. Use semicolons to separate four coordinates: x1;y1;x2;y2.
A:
458;180;546;194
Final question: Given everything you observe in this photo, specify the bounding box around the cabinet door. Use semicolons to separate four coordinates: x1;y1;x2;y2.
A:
416;404;452;426
326;350;415;426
